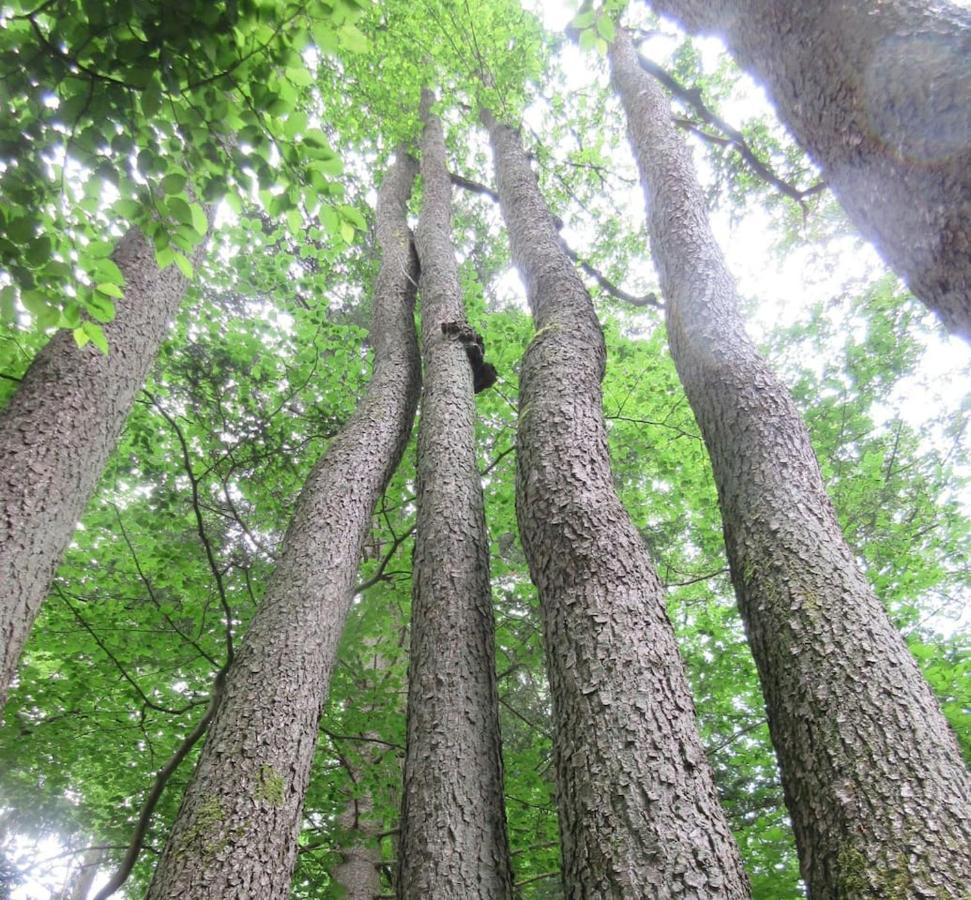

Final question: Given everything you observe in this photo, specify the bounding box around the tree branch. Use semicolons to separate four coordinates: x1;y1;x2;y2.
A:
634;51;825;205
449;172;660;309
91;669;228;900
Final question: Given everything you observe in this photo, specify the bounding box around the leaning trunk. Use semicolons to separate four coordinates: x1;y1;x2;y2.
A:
0;228;206;707
647;0;971;340
398;90;513;899
610;26;971;898
482;108;749;899
146;151;421;899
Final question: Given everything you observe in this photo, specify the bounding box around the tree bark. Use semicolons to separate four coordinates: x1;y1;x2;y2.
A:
398;90;513;900
145;151;421;899
610;26;971;898
647;0;971;340
482;107;749;900
0;229;205;708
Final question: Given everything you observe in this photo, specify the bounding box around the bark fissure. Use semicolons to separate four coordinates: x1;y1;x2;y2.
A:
482;107;749;899
610;26;971;897
145;151;421;899
397;90;513;899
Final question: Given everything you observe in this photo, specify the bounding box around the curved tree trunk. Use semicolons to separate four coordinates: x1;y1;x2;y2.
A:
482;108;749;899
398;90;513;900
0;229;206;708
610;26;971;898
146;151;421;899
647;0;971;340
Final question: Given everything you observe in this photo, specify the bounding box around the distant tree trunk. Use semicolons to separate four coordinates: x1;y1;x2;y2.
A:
66;847;102;900
398;90;513;900
329;639;393;900
145;151;420;900
482;108;749;899
0;229;206;708
647;0;971;340
610;26;971;898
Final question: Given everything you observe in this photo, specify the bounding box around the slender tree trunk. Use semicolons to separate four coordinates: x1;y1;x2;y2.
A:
482;108;749;899
647;0;971;340
146;151;421;899
610;27;971;898
330;639;393;900
398;90;513;900
0;229;206;708
66;847;102;900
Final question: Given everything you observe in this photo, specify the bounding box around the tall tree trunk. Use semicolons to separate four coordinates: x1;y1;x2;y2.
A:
398;90;513;900
146;151;421;899
610;27;971;898
647;0;971;340
481;108;749;899
0;229;205;708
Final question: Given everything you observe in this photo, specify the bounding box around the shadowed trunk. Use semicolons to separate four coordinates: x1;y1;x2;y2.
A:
482;107;750;899
398;90;513;900
145;151;421;899
647;0;971;340
0;228;207;708
610;25;971;898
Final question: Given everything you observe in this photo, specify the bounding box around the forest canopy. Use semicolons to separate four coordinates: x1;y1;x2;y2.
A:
1;0;969;897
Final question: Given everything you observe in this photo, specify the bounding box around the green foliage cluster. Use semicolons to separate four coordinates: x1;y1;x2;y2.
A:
1;3;969;899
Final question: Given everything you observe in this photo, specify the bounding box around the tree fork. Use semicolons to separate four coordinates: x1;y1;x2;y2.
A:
610;24;971;897
482;106;750;899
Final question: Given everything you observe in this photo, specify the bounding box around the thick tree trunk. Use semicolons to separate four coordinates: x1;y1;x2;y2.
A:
482;108;749;899
398;91;513;900
0;229;205;708
647;0;971;340
145;151;421;899
610;27;971;898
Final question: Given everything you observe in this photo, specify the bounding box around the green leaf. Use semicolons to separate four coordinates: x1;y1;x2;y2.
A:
86;292;117;323
340;205;366;231
596;16;615;43
72;326;90;348
166;197;194;227
173;252;194;279
339;220;354;243
96;282;124;298
0;285;15;323
161;173;188;194
82;320;109;354
338;23;367;54
190;203;208;236
579;28;598;52
25;235;52;267
6;216;36;244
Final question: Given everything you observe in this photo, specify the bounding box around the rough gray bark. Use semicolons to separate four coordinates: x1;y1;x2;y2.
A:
610;26;971;898
331;785;383;900
398;91;513;900
145;151;421;900
647;0;971;340
482;108;749;900
0;228;206;709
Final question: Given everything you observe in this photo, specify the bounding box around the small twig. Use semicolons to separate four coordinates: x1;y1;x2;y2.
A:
91;669;228;900
355;524;416;594
449;172;660;309
635;51;824;205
